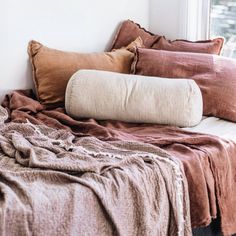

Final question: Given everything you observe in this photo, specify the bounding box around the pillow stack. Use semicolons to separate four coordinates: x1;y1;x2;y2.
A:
28;19;236;125
111;20;236;123
111;20;224;55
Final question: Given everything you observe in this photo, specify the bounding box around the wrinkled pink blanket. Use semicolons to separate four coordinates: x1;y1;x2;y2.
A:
2;90;236;235
0;107;191;236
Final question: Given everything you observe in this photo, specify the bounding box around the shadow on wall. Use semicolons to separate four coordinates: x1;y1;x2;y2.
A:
26;58;35;93
104;21;121;51
0;58;34;104
0;89;10;104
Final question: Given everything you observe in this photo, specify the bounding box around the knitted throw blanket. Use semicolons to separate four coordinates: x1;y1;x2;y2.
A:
0;106;191;236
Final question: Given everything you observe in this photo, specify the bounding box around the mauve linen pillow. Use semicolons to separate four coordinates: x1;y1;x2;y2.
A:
110;20;160;50
28;38;143;106
111;20;224;55
131;47;236;122
152;36;224;55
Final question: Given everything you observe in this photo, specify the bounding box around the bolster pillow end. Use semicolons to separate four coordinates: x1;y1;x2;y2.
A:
65;70;203;127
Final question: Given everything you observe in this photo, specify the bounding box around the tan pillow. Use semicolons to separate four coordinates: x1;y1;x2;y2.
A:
111;20;224;55
28;38;143;106
118;36;144;53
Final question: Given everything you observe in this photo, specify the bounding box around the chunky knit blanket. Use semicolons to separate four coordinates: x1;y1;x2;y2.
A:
0;106;191;236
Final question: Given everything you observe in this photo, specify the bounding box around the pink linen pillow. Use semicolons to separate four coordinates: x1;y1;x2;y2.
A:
131;47;236;122
111;20;224;55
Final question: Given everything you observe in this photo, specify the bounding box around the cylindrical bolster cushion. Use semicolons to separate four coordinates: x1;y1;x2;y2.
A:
65;70;203;127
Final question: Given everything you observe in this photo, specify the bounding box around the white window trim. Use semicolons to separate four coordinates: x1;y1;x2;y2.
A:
179;0;211;40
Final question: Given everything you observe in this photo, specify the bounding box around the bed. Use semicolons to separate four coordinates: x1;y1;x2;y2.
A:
0;90;236;236
184;116;236;141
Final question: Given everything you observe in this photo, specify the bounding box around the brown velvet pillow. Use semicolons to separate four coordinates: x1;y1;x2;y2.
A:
111;20;224;55
131;47;236;122
28;38;143;106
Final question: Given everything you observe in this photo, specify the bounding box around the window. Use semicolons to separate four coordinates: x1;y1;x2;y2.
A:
182;0;236;58
182;0;211;41
210;0;236;58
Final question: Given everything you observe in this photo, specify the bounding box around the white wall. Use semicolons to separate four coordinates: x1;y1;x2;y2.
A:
149;0;186;39
0;0;149;101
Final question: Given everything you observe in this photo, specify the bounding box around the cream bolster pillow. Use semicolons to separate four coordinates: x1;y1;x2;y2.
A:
65;70;203;127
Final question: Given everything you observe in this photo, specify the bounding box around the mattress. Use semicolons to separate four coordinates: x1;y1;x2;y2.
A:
183;116;236;141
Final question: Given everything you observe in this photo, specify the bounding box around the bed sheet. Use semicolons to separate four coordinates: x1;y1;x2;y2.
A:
183;116;236;141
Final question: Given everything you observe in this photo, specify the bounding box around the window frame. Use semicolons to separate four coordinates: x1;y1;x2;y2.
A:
181;0;211;40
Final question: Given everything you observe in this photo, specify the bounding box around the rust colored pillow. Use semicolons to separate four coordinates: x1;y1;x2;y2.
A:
111;20;224;55
131;47;236;122
110;20;160;49
28;39;142;106
152;36;224;55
